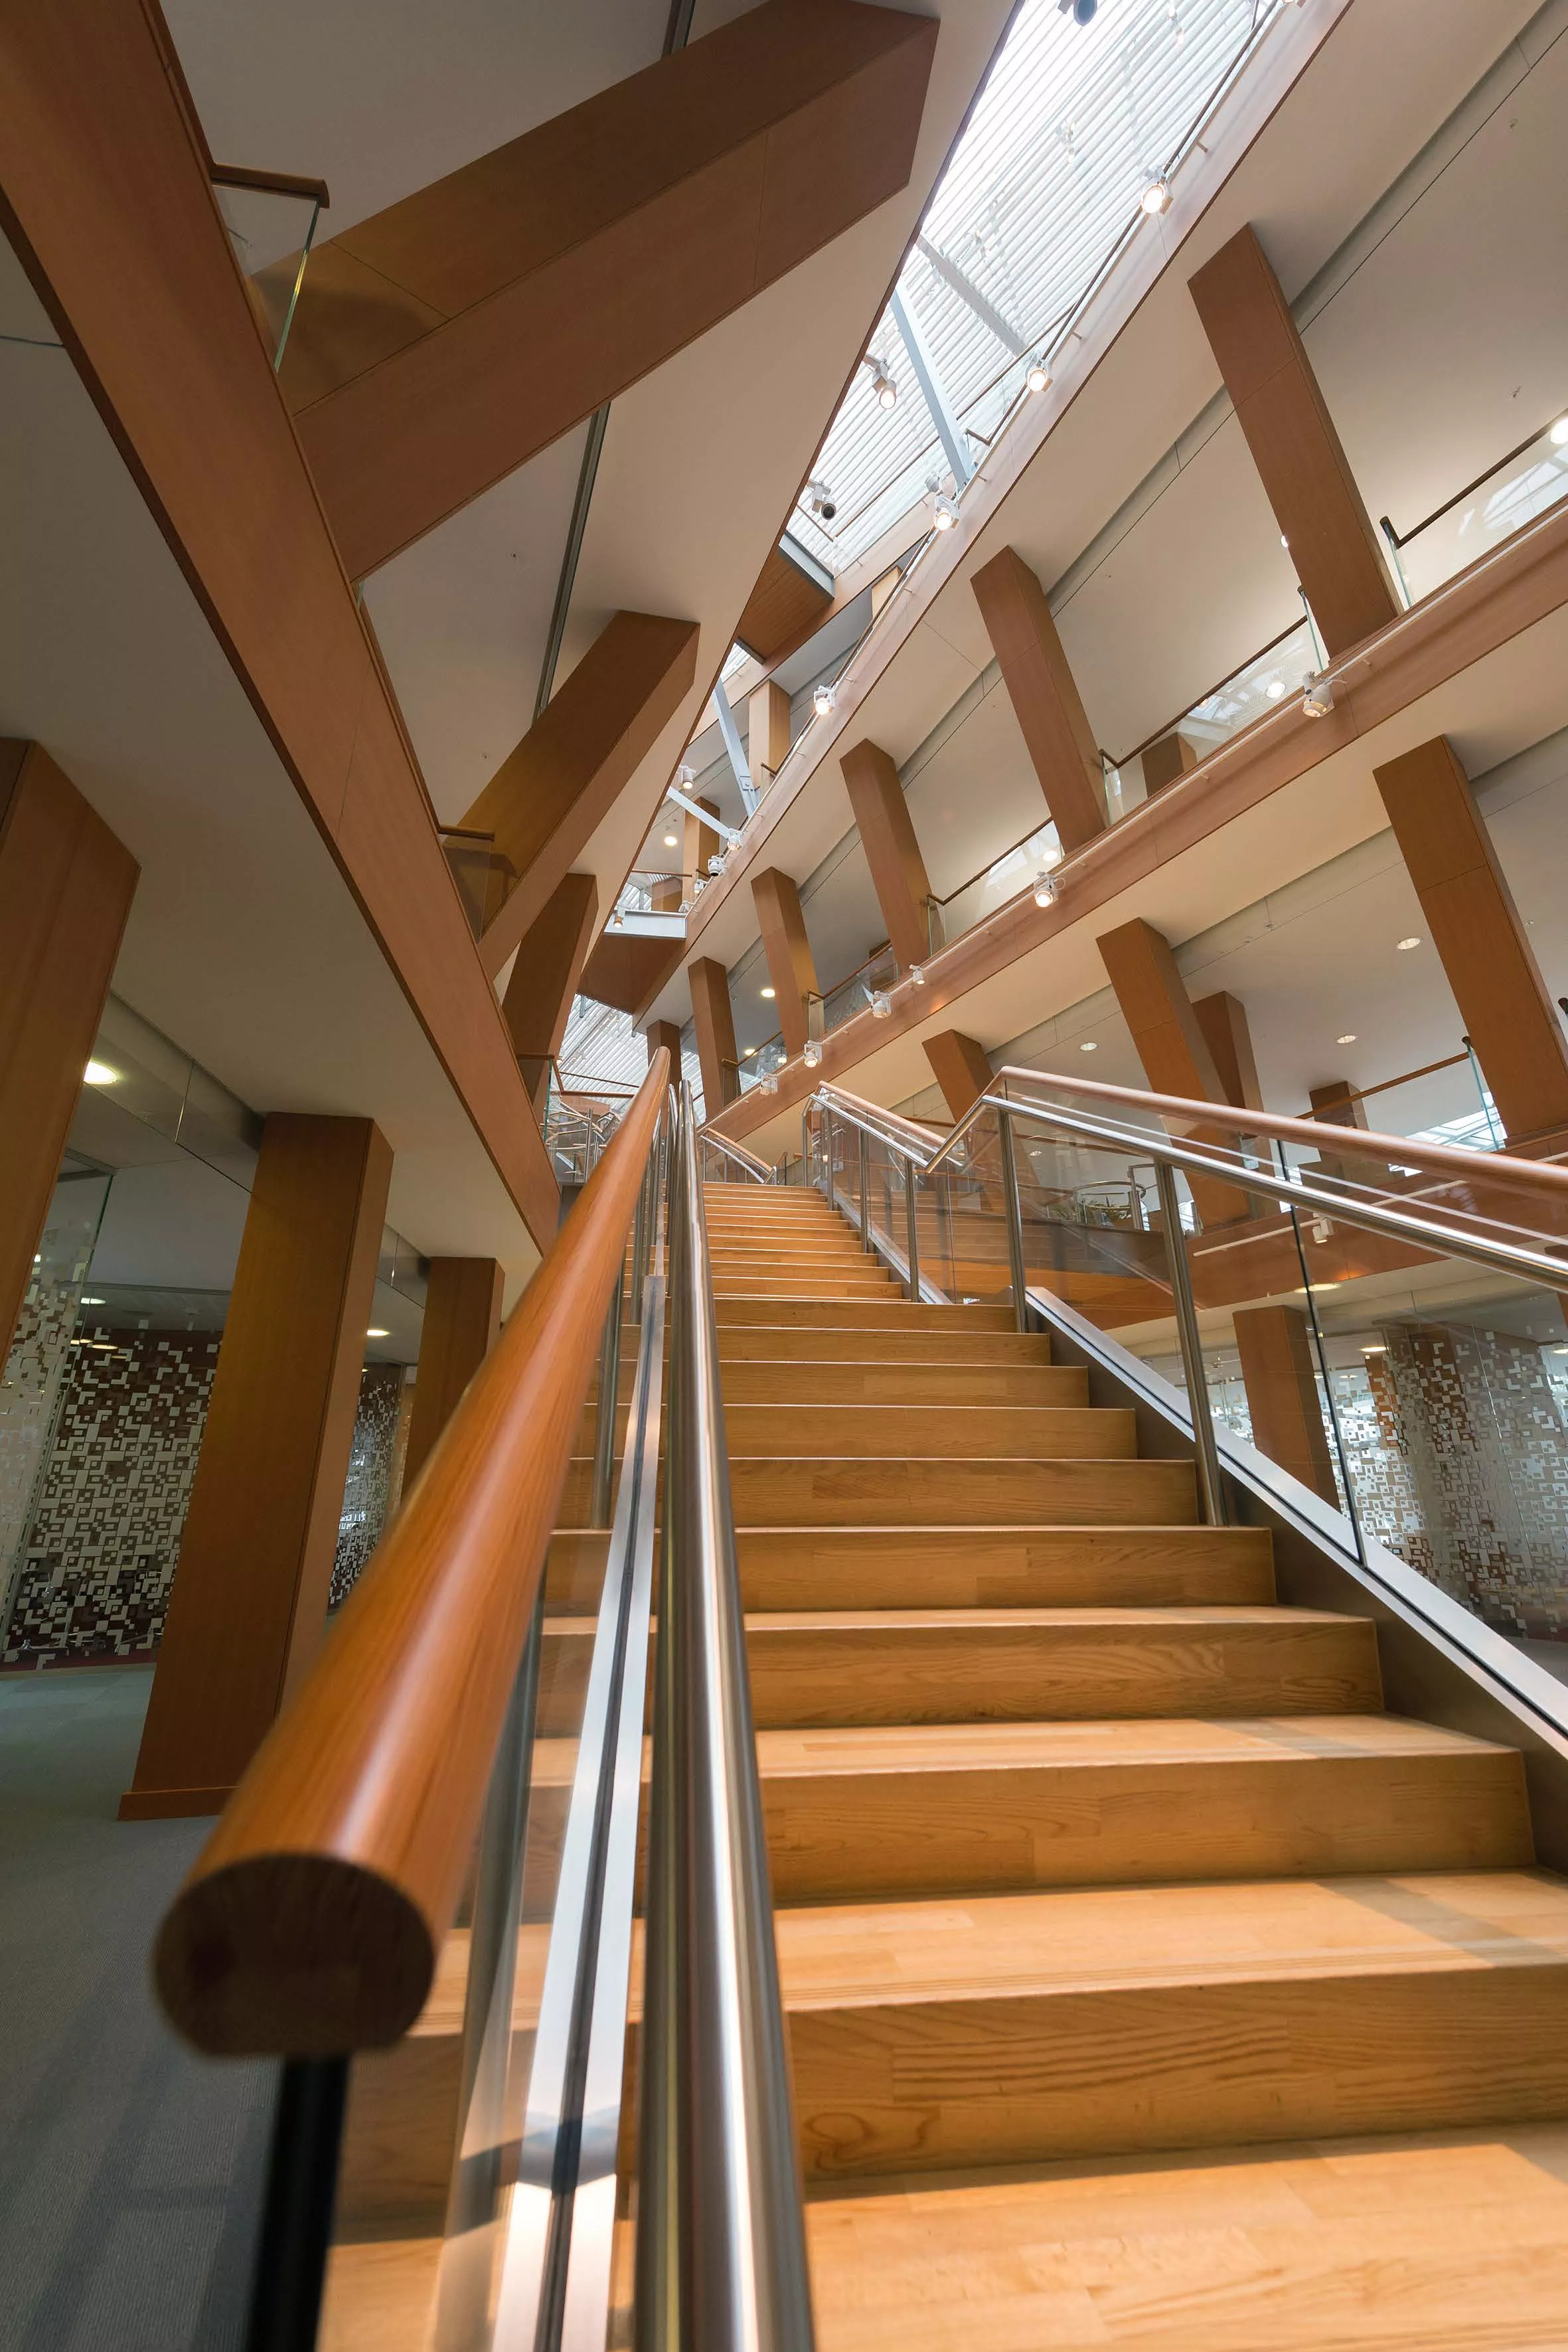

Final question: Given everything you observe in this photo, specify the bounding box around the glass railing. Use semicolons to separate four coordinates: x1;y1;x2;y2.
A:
737;1034;789;1093
439;826;516;941
608;868;687;925
1381;408;1568;608
210;167;325;371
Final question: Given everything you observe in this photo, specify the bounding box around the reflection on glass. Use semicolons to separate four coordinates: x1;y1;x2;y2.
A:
213;179;323;369
1385;413;1568;606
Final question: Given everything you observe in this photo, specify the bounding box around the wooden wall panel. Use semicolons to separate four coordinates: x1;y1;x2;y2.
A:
0;741;138;1357
122;1115;392;1818
690;957;741;1112
971;546;1106;853
501;872;599;1115
839;739;932;969
467;611;698;982
1188;225;1399;657
0;3;559;1247
284;0;939;576
403;1257;503;1492
751;867;819;1056
1374;736;1568;1144
923;1030;993;1122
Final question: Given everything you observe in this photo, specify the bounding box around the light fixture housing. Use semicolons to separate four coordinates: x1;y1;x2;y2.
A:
1140;176;1172;216
759;1073;778;1095
803;1038;823;1068
867;356;898;410
707;852;725;876
930;489;959;530
1396;935;1421;951
1025;358;1051;394
1033;870;1059;908
870;990;892;1020
1079;1040;1098;1052
907;964;925;988
807;481;837;522
1302;673;1336;718
676;763;695;787
813;682;836;718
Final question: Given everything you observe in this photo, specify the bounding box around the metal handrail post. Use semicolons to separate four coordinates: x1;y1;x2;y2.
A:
903;1162;921;1300
589;1278;623;1528
821;1107;834;1206
998;1107;1029;1334
1154;1160;1225;1528
858;1129;869;1249
630;1154;650;1327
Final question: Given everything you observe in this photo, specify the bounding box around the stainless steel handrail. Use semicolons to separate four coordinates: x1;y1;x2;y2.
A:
638;1087;814;2352
700;1127;775;1184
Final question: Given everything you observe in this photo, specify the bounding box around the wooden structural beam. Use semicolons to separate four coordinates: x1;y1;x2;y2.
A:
736;536;834;663
1188;225;1399;657
501;872;599;1116
924;1030;993;1122
464;609;698;980
971;546;1107;853
749;680;793;793
839;738;932;970
283;0;939;577
690;957;740;1113
1194;991;1263;1113
1233;1304;1338;1508
403;1259;504;1493
578;931;685;1017
1097;918;1251;1226
0;742;137;1358
647;1018;684;1071
751;866;818;1056
1374;736;1568;1144
122;1115;392;1819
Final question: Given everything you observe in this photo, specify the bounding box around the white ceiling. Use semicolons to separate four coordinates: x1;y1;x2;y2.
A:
652;0;1563;1041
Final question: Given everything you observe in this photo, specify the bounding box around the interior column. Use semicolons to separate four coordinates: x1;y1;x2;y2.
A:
689;959;741;1112
748;680;792;795
924;1030;993;1121
1233;1304;1339;1507
501;870;600;1115
750;867;819;1056
970;545;1106;852
1096;917;1253;1225
0;741;137;1356
839;738;933;969
403;1257;504;1492
1373;735;1568;1146
121;1113;392;1819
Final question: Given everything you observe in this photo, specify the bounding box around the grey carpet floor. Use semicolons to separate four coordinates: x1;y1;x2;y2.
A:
0;1668;274;2351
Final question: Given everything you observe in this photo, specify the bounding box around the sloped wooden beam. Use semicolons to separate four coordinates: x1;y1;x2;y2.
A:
501;871;599;1115
283;0;939;578
1;741;137;1358
749;680;793;793
1188;225;1399;658
1233;1305;1338;1507
466;609;698;981
1373;735;1568;1144
1193;991;1263;1113
751;866;818;1056
579;931;686;1016
1096;918;1251;1227
404;1258;503;1492
690;957;740;1113
971;546;1106;853
736;536;834;663
924;1030;993;1122
647;1019;684;1071
839;739;932;970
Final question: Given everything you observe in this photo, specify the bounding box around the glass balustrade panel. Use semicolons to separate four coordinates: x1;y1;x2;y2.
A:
1392;415;1568;606
214;181;321;367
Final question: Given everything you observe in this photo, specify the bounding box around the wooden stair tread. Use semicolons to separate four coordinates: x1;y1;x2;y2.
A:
749;1714;1502;1772
770;1869;1568;2009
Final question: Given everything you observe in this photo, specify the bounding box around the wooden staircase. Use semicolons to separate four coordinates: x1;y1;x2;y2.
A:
699;1180;1568;2349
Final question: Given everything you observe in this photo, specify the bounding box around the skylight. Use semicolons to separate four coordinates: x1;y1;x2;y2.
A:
793;0;1288;574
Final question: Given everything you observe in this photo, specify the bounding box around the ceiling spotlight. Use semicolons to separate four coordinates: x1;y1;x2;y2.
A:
868;356;898;410
1080;1040;1099;1052
609;909;625;929
663;831;678;848
708;852;726;876
1026;356;1052;394
760;985;776;999
803;1038;823;1068
84;1060;118;1085
1553;417;1568;447
1140;177;1172;217
1302;673;1336;718
930;487;959;530
907;964;925;987
1337;1033;1358;1045
807;480;837;522
677;763;695;787
692;876;706;896
366;1327;390;1339
760;1073;778;1095
813;681;837;718
870;990;892;1020
1033;870;1059;908
1396;935;1421;952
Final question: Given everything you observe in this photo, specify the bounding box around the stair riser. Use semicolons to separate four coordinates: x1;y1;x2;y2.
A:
720;1405;1136;1458
532;1616;1377;1733
718;1329;1055;1363
716;1300;1017;1328
789;1966;1568;2180
724;1457;1196;1527
720;1362;1085;1405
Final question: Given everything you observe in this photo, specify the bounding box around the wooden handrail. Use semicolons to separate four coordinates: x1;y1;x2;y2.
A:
154;1050;669;2058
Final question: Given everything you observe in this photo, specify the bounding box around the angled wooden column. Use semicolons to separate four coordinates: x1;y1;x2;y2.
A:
1189;224;1399;657
1194;991;1263;1113
1097;918;1251;1225
403;1258;504;1492
971;546;1107;852
283;0;939;576
647;1019;684;1071
122;1115;392;1819
749;680;793;793
924;1030;994;1121
751;867;818;1056
1142;732;1200;795
0;743;138;1356
684;793;722;895
1233;1304;1338;1507
1307;1078;1394;1186
1373;736;1568;1144
501;872;599;1116
689;959;740;1113
840;739;932;969
465;610;697;980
